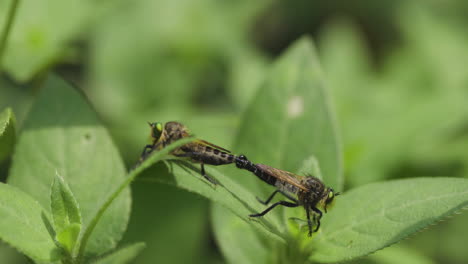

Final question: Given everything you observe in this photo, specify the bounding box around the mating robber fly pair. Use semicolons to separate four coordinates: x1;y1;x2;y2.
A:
138;121;339;236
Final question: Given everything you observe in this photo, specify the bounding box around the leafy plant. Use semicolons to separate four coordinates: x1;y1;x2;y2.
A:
209;37;468;263
1;1;468;262
0;75;193;263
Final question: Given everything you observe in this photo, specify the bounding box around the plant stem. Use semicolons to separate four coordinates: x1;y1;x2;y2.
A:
75;171;135;263
0;0;20;71
75;138;194;263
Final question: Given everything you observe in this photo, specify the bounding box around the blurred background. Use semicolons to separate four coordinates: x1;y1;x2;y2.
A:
1;0;468;263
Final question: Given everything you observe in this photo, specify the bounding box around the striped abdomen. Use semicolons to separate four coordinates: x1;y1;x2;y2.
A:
176;144;235;166
251;167;278;188
254;164;302;195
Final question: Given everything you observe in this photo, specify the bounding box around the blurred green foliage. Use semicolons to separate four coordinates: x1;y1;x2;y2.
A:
1;0;468;263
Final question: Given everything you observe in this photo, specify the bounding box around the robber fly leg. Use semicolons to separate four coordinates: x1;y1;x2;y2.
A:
256;190;298;205
199;163;217;185
201;162;206;176
140;144;154;160
250;201;298;218
306;208;314;236
174;152;218;185
131;145;155;170
311;207;323;232
141;145;153;156
256;190;280;205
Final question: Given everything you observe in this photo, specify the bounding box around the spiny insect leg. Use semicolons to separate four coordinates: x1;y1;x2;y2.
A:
140;144;154;159
132;145;155;170
174;151;218;185
306;208;313;236
256;190;298;205
311;207;323;232
200;163;218;185
201;162;206;176
250;201;298;217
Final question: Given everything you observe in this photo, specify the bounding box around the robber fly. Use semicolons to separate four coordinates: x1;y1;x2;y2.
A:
139;121;236;184
235;155;339;236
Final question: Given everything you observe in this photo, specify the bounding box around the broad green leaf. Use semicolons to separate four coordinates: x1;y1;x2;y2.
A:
213;37;343;263
138;161;286;243
0;241;30;263
0;183;60;262
234;36;342;191
0;107;16;163
50;173;82;253
0;77;34;126
367;244;436;264
310;177;468;263
92;243;146;264
76;137;196;261
123;181;208;264
211;204;270;264
8;75;131;256
297;155;324;181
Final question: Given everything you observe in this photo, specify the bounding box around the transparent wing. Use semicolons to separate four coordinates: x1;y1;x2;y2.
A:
196;139;232;153
256;164;308;192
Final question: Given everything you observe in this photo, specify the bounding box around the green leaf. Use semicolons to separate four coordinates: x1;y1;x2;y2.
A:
122;181;209;264
8;75;131;257
50;172;82;254
0;107;16;163
56;223;81;256
0;241;30;263
138;161;286;243
234;36;342;191
213;37;343;262
297;155;323;181
310;177;468;263
0;183;60;262
367;244;436;264
211;204;270;264
65;138;193;261
76;137;197;262
92;243;146;264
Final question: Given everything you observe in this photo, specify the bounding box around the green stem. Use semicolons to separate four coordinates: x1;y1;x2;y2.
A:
0;0;20;71
75;138;194;263
75;171;135;263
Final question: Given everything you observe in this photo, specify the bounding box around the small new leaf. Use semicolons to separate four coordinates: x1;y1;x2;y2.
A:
51;172;82;253
56;223;81;254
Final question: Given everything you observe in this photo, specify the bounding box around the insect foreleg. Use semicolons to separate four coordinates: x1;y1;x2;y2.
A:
140;144;154;159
